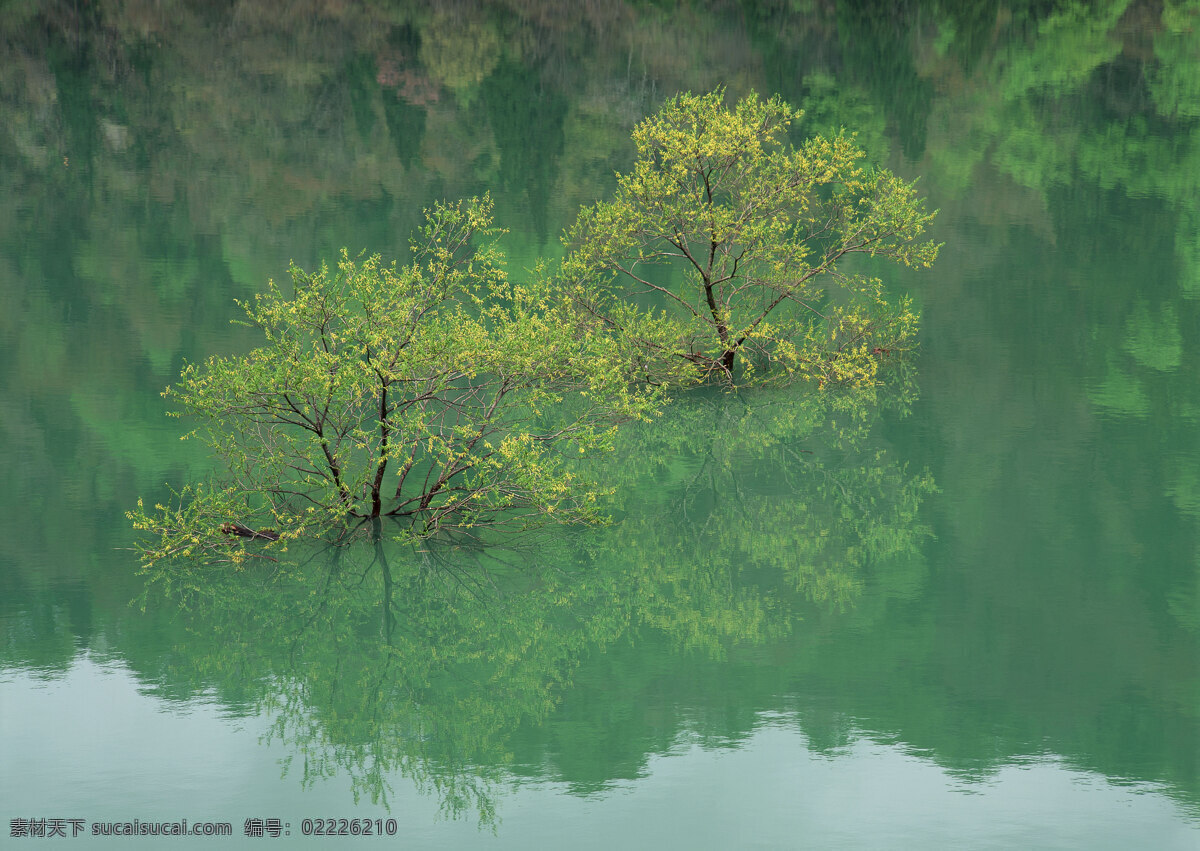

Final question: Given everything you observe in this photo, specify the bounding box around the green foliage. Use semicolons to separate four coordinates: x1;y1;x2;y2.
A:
1087;358;1150;418
127;91;938;565
796;71;890;163
1123;301;1183;372
562;88;937;387
1149;1;1200;120
129;197;662;566
418;9;502;105
999;0;1129;99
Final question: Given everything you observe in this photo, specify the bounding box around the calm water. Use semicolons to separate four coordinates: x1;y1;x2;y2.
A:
2;2;1198;847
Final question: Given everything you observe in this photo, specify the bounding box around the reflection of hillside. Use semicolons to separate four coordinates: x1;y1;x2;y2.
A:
6;0;1200;342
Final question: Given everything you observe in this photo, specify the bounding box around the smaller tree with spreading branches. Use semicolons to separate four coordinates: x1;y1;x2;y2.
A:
563;88;940;387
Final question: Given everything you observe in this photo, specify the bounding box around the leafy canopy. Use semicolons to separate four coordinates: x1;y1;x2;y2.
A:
130;89;939;567
129;196;661;566
563;88;939;386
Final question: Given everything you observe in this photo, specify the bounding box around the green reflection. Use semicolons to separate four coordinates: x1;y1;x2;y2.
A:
135;385;931;822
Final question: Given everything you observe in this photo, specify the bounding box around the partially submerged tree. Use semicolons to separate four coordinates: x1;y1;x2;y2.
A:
563;88;940;386
129;196;661;567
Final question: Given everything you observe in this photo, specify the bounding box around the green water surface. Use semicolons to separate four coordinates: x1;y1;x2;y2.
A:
1;2;1198;848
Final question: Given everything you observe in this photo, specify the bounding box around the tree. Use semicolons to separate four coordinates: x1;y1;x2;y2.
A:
562;88;939;386
129;196;661;567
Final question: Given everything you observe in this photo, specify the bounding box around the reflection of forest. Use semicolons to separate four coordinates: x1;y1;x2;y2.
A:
2;0;1198;820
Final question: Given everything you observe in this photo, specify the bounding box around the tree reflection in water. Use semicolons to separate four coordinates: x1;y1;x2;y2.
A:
139;378;933;824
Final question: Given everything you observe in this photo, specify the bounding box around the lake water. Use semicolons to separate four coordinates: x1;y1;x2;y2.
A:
2;3;1198;848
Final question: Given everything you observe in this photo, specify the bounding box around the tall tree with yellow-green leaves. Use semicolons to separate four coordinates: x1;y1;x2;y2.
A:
563;88;939;387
